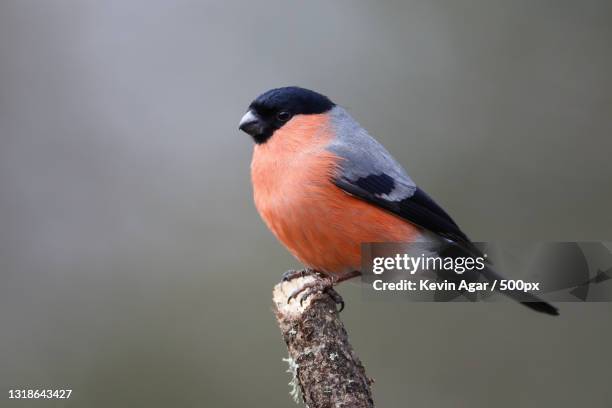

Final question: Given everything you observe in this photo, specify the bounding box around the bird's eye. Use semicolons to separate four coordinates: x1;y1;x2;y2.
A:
276;111;291;122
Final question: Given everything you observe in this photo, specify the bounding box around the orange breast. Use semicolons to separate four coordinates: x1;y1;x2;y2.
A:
251;114;421;274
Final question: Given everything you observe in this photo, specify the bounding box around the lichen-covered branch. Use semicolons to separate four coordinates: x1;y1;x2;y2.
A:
272;274;374;408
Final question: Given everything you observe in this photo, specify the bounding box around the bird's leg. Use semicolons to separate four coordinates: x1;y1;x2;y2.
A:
286;270;361;313
281;268;317;282
334;270;361;283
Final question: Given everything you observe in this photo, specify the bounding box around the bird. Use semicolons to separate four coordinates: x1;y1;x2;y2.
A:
239;86;558;316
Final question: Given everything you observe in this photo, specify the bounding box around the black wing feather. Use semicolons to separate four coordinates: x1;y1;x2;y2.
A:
334;177;482;256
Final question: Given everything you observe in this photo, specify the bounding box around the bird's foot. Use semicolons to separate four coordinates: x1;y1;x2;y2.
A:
286;274;345;312
281;268;317;282
324;286;345;313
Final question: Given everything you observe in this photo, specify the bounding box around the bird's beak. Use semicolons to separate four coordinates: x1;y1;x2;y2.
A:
239;110;262;137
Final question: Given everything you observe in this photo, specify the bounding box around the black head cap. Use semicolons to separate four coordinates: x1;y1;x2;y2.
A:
239;86;335;144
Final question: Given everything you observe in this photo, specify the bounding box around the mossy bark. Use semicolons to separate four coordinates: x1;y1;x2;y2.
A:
273;275;374;408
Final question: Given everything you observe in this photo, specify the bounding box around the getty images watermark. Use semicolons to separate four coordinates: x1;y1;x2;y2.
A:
360;242;612;303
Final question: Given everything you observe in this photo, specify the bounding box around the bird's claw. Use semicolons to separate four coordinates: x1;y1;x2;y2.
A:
325;287;345;312
286;276;345;312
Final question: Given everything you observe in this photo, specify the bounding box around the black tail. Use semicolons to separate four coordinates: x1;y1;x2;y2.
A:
520;299;559;316
483;266;559;316
439;243;559;316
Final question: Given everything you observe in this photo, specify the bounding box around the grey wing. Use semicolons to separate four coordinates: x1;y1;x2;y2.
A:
326;107;478;254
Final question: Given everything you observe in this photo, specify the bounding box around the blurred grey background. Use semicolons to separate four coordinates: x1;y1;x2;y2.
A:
1;0;611;407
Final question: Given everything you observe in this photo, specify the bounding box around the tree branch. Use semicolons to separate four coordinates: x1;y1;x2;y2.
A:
272;273;375;407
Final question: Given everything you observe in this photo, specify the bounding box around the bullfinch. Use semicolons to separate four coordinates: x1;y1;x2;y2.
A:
239;86;558;315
